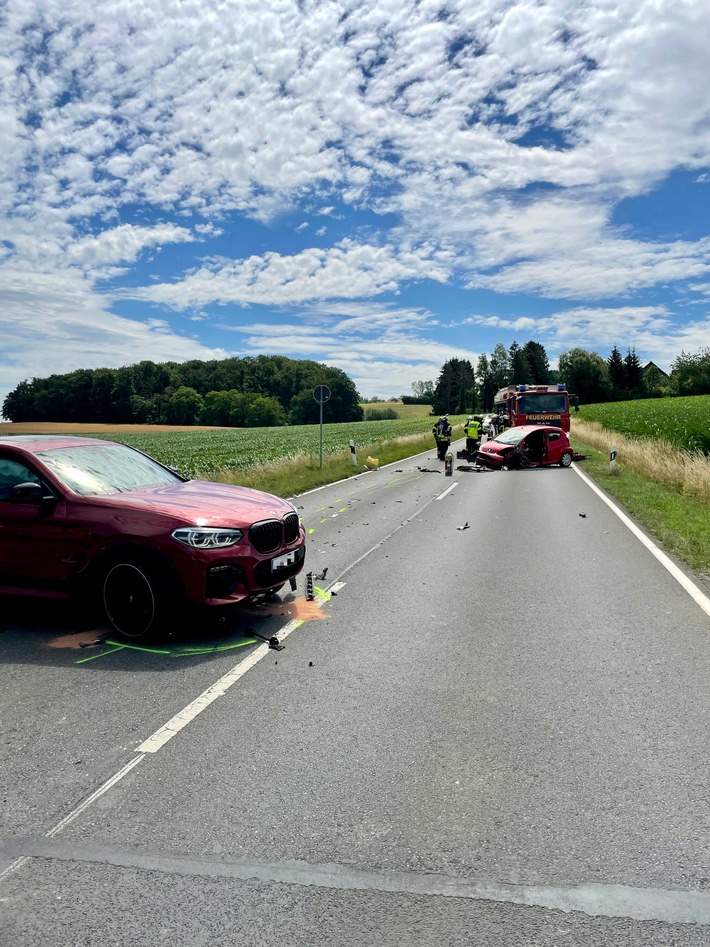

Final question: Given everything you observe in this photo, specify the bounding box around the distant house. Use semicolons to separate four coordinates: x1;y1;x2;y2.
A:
642;361;669;379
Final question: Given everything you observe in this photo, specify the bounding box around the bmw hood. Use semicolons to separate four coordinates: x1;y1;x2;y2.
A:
88;480;297;528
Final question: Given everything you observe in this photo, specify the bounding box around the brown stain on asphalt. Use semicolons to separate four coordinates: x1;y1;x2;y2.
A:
243;598;330;621
46;632;105;650
46;599;328;649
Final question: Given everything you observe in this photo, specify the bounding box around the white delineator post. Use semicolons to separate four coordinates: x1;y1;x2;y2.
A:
350;439;357;466
610;445;618;471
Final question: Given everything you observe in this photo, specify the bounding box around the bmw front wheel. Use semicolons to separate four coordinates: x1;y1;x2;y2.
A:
102;558;170;641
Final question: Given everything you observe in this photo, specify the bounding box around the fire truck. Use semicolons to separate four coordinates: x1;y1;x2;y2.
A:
492;383;576;433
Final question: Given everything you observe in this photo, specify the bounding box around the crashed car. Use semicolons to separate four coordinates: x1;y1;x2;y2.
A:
0;436;306;640
476;425;574;469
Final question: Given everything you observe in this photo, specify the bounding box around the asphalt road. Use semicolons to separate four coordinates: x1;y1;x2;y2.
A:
1;440;709;946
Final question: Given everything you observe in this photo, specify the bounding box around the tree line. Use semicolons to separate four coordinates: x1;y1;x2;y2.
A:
425;343;710;414
2;356;364;426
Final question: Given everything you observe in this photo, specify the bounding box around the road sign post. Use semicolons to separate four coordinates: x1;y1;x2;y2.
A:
313;385;331;469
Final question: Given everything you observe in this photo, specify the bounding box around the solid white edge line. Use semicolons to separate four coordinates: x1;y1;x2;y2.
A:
437;482;459;500
47;754;147;838
573;464;710;619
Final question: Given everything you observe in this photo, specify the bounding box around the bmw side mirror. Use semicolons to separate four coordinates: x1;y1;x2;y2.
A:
11;482;56;504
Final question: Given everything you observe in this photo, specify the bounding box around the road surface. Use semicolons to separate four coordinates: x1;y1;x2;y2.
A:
1;439;708;945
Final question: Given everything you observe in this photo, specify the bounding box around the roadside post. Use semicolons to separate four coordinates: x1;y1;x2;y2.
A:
610;445;618;472
313;385;331;469
445;451;453;476
349;439;357;466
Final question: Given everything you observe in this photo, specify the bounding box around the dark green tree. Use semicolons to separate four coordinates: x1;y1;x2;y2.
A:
433;359;475;414
670;347;710;395
509;341;533;385
165;387;204;425
558;348;612;404
244;394;287;427
488;343;510;392
607;346;626;399
522;341;550;383
2;380;39;422
624;348;643;396
476;354;497;410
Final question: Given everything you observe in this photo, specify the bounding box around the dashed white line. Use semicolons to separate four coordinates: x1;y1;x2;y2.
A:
436;481;459;500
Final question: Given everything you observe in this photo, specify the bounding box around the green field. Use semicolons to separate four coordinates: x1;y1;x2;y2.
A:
359;402;433;419
80;416;457;478
580;395;710;453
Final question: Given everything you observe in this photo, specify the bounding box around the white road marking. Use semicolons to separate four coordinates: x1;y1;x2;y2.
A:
436;482;459;500
573;464;710;618
138;614;305;754
47;755;146;836
0;755;148;884
0;585;347;886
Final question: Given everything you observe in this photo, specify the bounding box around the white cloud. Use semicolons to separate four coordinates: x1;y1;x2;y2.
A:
128;240;452;308
67;223;193;267
2;0;710;402
0;263;227;411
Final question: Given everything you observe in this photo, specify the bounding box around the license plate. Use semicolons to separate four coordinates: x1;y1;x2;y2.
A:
271;551;296;571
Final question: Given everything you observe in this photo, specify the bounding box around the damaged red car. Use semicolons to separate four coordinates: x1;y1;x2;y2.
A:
476;425;574;470
0;436;306;640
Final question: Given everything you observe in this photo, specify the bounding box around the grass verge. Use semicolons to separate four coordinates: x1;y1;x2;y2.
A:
206;432;440;496
570;430;710;578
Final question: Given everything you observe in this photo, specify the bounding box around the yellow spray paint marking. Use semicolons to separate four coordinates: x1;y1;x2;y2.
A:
320;517;328;523
307;528;315;534
337;507;347;512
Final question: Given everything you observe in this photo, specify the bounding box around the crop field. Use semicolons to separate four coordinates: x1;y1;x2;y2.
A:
2;417;449;478
359;402;433;419
580;395;710;453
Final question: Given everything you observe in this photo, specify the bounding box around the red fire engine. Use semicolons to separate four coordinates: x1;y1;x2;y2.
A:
493;383;576;433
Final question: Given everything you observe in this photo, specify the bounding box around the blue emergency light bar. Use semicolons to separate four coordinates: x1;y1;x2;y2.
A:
558;383;566;390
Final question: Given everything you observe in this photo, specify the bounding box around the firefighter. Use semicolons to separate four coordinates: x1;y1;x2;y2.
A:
432;415;452;460
464;416;481;454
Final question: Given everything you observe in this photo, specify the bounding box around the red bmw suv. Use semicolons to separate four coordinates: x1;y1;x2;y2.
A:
0;436;306;640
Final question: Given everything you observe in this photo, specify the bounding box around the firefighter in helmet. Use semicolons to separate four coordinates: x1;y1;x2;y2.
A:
432;414;453;460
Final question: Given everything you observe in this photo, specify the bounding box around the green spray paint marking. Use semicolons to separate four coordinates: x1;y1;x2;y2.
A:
307;528;315;534
75;636;258;665
75;645;127;664
337;507;347;512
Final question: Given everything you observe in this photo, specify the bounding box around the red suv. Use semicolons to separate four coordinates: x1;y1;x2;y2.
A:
0;436;306;640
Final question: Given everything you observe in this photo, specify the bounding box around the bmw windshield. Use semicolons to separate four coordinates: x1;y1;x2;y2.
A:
36;443;183;496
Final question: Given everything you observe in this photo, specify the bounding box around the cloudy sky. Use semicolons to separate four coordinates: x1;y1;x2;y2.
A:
2;0;710;410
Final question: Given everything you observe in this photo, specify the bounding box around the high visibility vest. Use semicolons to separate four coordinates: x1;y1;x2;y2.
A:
466;422;480;438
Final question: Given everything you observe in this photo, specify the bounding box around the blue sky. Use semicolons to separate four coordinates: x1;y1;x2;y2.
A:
2;0;710;413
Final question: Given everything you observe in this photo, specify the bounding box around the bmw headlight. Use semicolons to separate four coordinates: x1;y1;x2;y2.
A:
172;527;243;548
